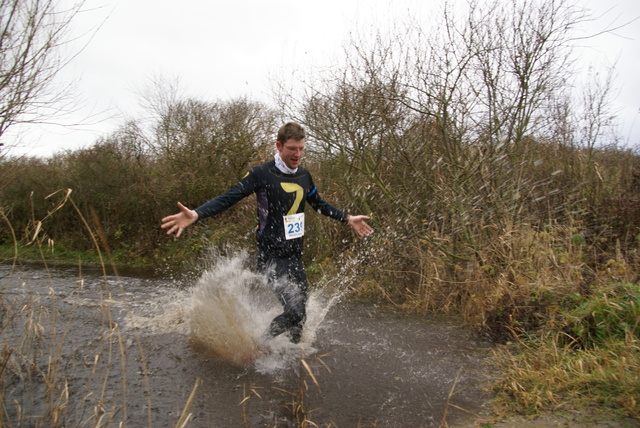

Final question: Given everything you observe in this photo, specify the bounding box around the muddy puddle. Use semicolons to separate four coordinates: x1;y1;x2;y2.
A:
0;255;493;427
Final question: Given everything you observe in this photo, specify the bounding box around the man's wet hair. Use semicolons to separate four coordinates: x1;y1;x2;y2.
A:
277;122;306;143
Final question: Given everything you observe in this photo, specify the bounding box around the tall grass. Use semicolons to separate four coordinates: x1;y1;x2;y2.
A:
487;247;639;419
492;301;639;418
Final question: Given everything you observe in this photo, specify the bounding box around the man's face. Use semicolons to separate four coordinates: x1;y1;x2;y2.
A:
276;138;305;169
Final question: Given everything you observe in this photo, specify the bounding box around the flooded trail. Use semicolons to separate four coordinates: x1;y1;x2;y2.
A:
0;257;493;427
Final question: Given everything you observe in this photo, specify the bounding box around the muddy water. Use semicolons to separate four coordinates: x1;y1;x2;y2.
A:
0;256;493;427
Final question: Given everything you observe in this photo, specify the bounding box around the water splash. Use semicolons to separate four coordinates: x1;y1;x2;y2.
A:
188;253;274;366
127;251;344;373
125;288;190;334
189;251;344;372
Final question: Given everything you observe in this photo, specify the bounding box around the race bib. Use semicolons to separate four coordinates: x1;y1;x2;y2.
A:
283;212;305;240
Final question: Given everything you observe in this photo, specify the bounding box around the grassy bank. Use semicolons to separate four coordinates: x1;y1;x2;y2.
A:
491;280;639;422
0;242;106;266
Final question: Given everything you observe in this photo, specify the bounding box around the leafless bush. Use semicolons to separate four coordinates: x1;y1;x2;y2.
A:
0;0;88;148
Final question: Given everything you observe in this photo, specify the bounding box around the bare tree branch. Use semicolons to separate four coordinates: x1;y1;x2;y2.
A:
0;0;88;147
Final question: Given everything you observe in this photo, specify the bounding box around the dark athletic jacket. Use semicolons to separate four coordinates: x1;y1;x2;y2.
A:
194;160;348;258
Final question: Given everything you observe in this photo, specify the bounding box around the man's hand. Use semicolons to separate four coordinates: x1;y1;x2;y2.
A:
161;202;199;238
347;215;373;237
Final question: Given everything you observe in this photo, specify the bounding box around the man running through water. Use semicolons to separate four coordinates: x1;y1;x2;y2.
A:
161;122;373;343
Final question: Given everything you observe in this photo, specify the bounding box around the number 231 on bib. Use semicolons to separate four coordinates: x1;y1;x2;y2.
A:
283;213;305;240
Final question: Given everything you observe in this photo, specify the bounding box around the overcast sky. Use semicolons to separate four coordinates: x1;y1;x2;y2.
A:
5;0;640;157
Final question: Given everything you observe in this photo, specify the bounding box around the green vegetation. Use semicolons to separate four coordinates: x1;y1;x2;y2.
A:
492;278;640;419
1;0;639;425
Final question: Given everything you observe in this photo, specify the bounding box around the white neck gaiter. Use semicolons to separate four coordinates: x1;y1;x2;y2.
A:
274;152;298;174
